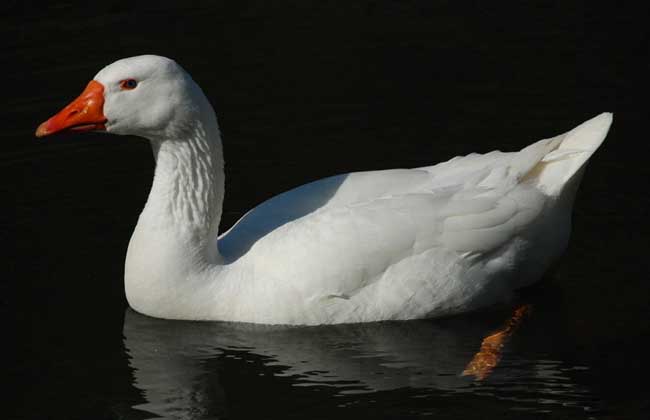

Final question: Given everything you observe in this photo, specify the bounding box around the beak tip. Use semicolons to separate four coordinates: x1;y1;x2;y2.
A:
35;122;49;138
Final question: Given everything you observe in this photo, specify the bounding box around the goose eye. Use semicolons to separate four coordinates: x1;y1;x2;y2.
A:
120;79;138;90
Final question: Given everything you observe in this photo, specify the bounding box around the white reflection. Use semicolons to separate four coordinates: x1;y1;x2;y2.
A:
123;309;593;419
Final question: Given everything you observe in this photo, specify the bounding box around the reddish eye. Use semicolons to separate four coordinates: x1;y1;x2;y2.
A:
119;79;138;90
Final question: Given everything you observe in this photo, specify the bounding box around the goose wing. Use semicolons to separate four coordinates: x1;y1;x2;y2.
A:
221;141;556;304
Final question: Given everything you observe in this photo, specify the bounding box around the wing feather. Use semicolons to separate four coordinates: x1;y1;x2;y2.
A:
223;142;551;302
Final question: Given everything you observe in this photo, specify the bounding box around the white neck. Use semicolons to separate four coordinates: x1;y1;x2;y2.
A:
124;104;226;316
144;123;224;259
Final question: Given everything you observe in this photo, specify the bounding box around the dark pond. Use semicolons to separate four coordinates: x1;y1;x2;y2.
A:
3;2;649;419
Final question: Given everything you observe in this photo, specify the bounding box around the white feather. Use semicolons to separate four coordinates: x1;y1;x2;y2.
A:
83;56;613;324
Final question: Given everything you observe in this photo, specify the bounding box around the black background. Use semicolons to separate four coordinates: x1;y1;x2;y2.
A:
3;1;649;418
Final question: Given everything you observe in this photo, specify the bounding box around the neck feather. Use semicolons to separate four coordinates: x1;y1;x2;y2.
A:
139;115;225;261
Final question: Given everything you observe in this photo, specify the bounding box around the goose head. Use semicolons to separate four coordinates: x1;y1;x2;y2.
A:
36;55;208;140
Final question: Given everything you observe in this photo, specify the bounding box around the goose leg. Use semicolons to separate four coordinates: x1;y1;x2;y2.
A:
461;304;531;380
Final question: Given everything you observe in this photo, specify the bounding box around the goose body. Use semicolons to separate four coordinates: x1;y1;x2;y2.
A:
37;55;612;325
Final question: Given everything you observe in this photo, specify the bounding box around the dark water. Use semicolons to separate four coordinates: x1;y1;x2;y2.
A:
3;2;649;419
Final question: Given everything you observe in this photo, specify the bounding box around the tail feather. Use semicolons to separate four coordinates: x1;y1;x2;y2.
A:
521;113;612;196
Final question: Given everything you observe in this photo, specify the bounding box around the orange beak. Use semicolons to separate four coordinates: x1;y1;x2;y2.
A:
35;80;107;138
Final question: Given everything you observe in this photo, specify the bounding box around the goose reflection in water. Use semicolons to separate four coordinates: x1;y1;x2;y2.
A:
122;308;596;419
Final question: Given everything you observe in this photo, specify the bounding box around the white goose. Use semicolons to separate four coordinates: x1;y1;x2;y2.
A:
36;55;611;325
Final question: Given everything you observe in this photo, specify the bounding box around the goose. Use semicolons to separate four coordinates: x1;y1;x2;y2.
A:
36;55;612;325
